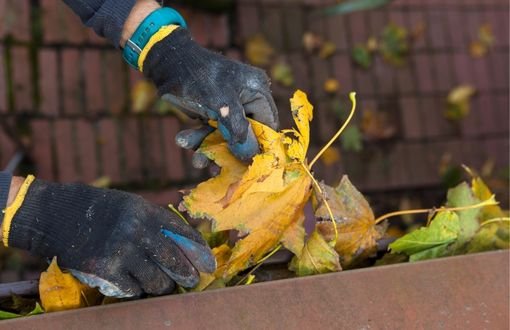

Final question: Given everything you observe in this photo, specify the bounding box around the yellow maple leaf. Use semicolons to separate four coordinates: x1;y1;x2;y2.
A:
183;90;314;279
39;258;99;312
314;176;383;267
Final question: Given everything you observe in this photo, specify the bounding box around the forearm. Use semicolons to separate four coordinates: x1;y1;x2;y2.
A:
0;176;23;242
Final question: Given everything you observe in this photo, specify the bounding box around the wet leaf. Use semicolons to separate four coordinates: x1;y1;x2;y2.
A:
341;125;363;152
271;61;294;87
361;108;396;140
39;258;98;312
352;45;372;69
319;41;337;59
380;23;409;66
289;230;342;276
323;78;340;94
389;211;460;261
320;147;341;167
183;91;314;279
131;80;157;114
314;176;383;266
245;34;274;67
445;85;476;121
302;32;323;53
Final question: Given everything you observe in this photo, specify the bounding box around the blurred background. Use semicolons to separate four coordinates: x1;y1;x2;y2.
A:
0;0;508;282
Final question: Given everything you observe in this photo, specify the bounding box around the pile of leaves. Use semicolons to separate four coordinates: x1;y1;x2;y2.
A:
1;91;508;318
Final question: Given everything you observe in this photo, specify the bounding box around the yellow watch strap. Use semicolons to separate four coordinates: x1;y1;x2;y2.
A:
138;24;181;72
2;175;35;247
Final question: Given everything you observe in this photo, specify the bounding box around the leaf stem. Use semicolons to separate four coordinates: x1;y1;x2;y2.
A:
479;217;510;227
168;204;189;225
309;92;357;168
300;163;338;246
374;195;499;225
235;244;282;286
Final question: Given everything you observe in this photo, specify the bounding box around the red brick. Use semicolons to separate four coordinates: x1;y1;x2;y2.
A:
421;97;453;138
12;46;33;112
41;0;61;43
400;97;424;140
282;7;304;51
38;50;59;116
332;54;353;93
353;66;375;97
54;119;77;182
427;11;448;50
161;117;185;181
30;120;54;180
84;50;105;114
348;12;369;44
373;56;395;96
188;12;210;47
310;57;331;99
289;53;312;93
460;97;482;138
98;119;121;183
452;53;475;86
396;64;416;94
0;46;6;112
210;14;230;49
143;118;165;180
490;11;509;48
431;53;454;92
135;188;181;206
325;15;348;51
0;0;30;41
86;29;109;45
473;94;496;136
60;2;88;44
0;126;16;169
237;4;260;42
446;11;467;49
471;58;491;92
403;142;433;187
494;94;509;134
120;118;142;182
315;100;339;144
414;54;435;94
489;52;509;90
408;11;427;51
62;49;83;114
484;137;510;169
75;120;98;183
104;51;126;115
362;149;389;191
261;7;284;50
387;142;410;188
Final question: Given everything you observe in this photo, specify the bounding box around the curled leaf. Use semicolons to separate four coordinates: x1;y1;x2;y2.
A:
289;230;341;276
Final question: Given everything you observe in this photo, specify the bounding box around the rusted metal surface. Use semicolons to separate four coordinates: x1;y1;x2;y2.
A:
1;250;508;330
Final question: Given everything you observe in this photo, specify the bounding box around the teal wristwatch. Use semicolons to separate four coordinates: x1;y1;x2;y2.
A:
0;171;13;226
122;7;187;70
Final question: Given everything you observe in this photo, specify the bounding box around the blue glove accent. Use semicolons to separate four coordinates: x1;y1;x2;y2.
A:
161;229;216;273
0;171;13;226
123;7;187;70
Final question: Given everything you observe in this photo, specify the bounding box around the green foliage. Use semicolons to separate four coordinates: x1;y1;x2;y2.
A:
351;45;372;69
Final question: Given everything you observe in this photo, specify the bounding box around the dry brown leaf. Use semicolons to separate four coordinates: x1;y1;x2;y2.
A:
361;108;396;140
314;176;383;266
319;41;337;59
302;32;323;53
320;147;341;167
323;78;340;94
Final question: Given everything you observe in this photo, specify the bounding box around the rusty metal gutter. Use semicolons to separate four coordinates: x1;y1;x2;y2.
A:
1;250;508;329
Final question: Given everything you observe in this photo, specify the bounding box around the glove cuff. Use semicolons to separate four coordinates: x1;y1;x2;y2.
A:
2;175;35;247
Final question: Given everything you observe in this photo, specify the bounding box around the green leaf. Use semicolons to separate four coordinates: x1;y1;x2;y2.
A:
466;222;510;253
0;310;21;320
341;125;363;152
409;243;451;262
380;23;409;66
0;302;44;320
446;182;481;244
321;0;394;16
351;45;372;69
389;211;460;257
289;230;342;276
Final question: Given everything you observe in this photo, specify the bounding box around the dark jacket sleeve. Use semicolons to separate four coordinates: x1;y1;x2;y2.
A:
63;0;136;47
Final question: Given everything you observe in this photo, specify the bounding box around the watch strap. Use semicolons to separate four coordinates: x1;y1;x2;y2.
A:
122;7;187;70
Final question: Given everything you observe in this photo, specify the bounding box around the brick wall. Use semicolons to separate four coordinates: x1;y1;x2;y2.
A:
0;0;508;206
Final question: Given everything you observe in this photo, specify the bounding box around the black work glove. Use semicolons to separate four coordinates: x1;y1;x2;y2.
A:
7;179;215;298
142;27;279;167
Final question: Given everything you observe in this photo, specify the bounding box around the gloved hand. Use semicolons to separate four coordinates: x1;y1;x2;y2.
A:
4;177;215;298
142;27;279;166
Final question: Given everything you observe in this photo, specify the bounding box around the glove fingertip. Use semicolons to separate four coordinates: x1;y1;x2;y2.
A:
228;126;259;162
161;229;217;274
